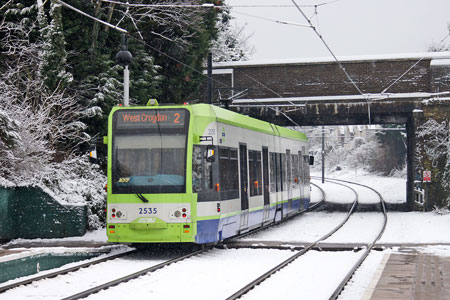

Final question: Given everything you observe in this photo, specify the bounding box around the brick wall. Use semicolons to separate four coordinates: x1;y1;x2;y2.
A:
230;60;431;99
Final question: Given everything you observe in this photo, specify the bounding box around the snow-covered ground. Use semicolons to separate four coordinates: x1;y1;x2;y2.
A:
312;170;407;204
3;171;450;300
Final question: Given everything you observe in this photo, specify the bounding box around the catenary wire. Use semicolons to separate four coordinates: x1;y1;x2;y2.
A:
128;33;302;127
55;0;128;33
381;30;450;94
101;0;343;9
232;10;310;28
291;0;366;98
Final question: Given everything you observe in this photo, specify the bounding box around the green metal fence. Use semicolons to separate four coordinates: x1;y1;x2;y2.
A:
0;187;87;240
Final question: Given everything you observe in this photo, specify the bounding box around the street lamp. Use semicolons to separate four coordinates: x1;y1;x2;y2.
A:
115;34;133;106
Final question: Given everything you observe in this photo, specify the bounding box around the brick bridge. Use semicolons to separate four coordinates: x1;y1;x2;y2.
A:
201;51;450;210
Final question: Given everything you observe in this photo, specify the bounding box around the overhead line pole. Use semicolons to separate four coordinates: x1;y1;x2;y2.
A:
207;52;213;104
322;126;325;183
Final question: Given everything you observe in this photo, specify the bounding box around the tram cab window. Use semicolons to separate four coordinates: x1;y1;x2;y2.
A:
111;108;189;194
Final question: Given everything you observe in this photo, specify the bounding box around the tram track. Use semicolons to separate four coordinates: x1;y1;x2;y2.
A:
223;177;387;300
224;179;359;300
314;177;387;300
60;246;210;300
59;183;327;299
0;246;210;299
0;248;135;294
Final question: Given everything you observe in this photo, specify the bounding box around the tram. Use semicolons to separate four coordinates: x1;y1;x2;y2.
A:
105;102;312;244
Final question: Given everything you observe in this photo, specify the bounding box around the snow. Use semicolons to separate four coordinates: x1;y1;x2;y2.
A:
379;212;450;244
0;251;165;300
312;170;407;204
339;251;388;300
313;180;356;204
214;51;450;68
430;58;450;66
231;91;450;105
4;228;108;249
241;212;348;243
242;250;364;300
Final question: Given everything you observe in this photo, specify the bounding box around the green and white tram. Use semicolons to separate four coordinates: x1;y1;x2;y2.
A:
106;103;312;244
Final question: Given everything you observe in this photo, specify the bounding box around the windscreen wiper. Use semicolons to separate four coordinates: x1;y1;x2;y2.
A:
136;193;149;203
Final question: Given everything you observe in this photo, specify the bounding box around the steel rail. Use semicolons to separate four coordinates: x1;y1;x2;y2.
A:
311;176;387;300
61;247;210;300
0;248;135;294
225;180;358;300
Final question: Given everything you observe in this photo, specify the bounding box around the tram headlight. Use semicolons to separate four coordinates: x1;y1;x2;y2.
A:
171;207;189;219
110;207;127;220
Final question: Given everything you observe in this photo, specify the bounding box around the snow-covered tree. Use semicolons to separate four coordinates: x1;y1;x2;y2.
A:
428;23;450;52
307;126;404;176
37;1;73;92
210;6;255;62
415;118;450;207
0;1;106;228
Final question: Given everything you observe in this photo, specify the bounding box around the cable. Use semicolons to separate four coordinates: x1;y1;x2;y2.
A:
233;10;310;28
291;0;365;97
101;0;342;9
130;33;302;127
55;0;127;33
127;35;226;89
381;30;450;94
101;0;216;9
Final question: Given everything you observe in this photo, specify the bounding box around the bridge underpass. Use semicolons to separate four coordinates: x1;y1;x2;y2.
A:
231;94;428;211
201;52;450;210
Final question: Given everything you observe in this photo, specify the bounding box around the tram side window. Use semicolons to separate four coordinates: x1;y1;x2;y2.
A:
281;153;287;191
219;147;239;199
298;151;303;183
291;154;299;189
269;152;277;192
192;145;213;193
249;150;262;196
286;150;292;190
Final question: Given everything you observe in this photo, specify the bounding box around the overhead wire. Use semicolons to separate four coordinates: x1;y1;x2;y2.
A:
128;33;303;127
232;10;310;28
55;0;128;33
101;0;343;9
291;0;365;97
381;30;450;94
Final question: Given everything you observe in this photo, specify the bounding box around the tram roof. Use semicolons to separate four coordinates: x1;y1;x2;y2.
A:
192;104;308;142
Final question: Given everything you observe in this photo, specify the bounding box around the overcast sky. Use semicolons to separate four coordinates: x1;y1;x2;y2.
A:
226;0;450;60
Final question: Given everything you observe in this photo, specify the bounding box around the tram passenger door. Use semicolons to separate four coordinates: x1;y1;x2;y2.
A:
298;151;304;208
262;147;270;221
239;144;249;231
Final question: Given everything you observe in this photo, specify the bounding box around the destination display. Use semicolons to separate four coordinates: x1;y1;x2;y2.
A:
115;109;187;129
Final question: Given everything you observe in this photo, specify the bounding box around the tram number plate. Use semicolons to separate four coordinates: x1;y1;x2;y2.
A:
138;207;158;215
